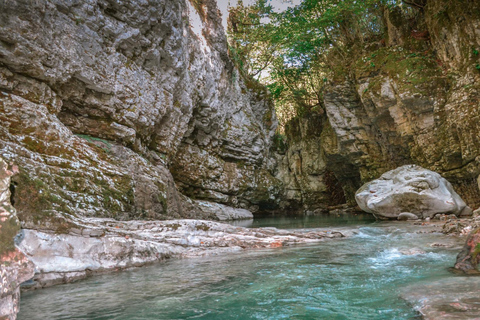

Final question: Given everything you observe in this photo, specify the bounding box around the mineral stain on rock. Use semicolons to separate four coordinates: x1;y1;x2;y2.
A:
454;227;480;274
0;157;35;320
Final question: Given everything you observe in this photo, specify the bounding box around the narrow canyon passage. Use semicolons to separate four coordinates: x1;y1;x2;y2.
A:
1;0;480;319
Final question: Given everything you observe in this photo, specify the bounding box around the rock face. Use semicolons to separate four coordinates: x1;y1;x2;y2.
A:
274;114;346;213
275;0;480;212
355;165;470;219
0;1;286;308
0;157;34;320
0;0;280;231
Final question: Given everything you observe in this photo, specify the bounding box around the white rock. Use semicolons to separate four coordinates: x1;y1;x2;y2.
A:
397;212;419;221
193;200;253;221
355;165;469;219
18;218;347;289
473;208;480;217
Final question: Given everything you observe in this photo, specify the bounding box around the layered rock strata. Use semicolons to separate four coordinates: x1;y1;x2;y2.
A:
0;0;280;232
18;218;345;289
0;2;285;315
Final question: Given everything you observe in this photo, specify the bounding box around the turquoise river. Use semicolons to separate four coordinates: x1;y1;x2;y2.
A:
18;215;473;319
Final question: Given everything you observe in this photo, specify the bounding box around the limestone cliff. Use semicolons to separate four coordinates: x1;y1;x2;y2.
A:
0;0;280;231
276;0;480;213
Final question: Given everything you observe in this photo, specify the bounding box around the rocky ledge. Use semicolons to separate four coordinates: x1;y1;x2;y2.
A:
19;218;347;290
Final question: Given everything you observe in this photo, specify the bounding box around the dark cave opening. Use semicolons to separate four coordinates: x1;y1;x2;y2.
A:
9;181;17;207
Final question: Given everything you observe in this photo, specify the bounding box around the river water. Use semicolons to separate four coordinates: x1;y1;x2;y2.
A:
18;215;467;319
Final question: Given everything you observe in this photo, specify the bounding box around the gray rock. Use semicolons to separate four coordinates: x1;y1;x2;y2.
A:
473;208;480;217
399;248;425;255
18;218;347;289
397;212;419;221
355;165;468;219
460;206;474;217
193;200;253;221
0;0;280;229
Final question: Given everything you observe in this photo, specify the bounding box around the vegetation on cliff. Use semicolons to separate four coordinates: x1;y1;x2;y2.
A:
227;0;478;130
228;0;480;210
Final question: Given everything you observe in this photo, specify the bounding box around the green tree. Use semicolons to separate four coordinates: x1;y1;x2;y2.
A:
227;0;422;130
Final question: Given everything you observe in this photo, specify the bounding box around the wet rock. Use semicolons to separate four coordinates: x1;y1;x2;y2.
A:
454;227;480;274
430;243;450;248
399;248;426;255
402;277;480;320
355;165;469;219
443;221;463;235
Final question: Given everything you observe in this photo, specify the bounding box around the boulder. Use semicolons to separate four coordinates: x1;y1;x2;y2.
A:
454;227;480;274
355;165;469;219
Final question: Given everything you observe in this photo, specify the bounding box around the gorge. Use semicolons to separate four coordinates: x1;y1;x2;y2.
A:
0;0;480;319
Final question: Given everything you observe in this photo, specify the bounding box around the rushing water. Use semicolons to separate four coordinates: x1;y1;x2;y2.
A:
19;216;465;320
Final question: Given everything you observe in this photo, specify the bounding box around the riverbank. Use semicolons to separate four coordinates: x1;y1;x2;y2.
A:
18;218;348;290
18;212;475;290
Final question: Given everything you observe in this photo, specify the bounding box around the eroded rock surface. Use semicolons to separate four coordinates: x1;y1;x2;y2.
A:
0;157;34;320
356;165;469;219
192;200;253;221
454;227;480;274
18;218;346;289
0;0;280;231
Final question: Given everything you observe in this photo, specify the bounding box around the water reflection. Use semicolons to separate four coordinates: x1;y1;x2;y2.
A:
226;213;376;229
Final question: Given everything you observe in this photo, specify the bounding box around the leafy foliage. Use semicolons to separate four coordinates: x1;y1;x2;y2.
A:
227;0;427;131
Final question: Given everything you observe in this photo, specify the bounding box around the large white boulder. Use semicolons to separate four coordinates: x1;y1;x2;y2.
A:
355;165;470;219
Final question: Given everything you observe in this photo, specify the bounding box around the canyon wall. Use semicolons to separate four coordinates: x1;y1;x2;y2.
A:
0;157;34;320
276;0;480;212
1;0;478;225
0;0;281;233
